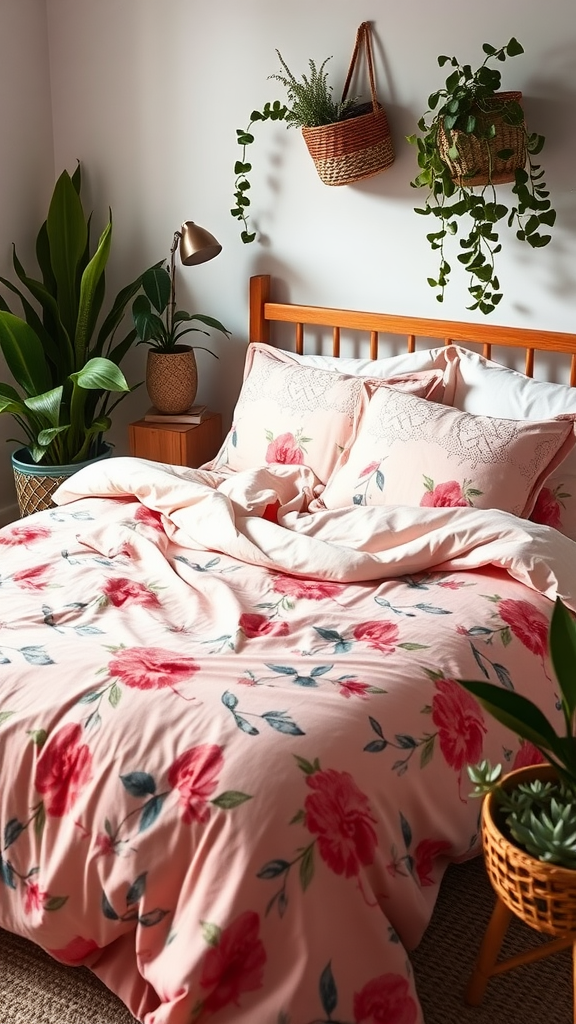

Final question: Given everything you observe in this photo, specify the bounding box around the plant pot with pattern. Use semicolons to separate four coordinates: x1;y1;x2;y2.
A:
407;37;556;315
132;266;229;415
0;165;156;517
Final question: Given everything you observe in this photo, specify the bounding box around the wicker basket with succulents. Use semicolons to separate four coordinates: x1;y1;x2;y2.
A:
458;596;576;938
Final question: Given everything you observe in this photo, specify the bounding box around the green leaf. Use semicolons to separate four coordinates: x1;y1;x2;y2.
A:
506;37;524;57
211;790;252;809
75;219;112;364
550;598;576;733
72;357;130;393
141;266;170;315
0;313;52;396
46;169;87;342
457;678;562;755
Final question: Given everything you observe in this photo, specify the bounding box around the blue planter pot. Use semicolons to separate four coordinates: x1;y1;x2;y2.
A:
11;443;113;518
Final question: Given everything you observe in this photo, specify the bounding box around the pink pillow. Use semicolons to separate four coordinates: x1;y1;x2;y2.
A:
211;344;449;484
319;383;576;518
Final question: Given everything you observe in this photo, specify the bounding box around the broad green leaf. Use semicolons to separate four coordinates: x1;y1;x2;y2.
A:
0;313;52;396
24;386;64;427
72;357;130;393
75;219;112;364
46;169;87;341
142;266;170;314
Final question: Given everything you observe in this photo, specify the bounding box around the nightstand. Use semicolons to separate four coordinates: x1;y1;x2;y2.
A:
128;412;222;468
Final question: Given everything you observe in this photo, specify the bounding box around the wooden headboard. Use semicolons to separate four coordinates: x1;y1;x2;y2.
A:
249;274;576;385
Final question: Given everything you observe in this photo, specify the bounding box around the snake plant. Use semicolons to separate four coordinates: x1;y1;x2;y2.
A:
0;165;155;465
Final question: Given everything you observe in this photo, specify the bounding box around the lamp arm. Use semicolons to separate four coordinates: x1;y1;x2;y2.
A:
168;229;181;339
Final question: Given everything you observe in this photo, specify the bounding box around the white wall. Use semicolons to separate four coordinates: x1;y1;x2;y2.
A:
0;0;54;523
1;0;575;522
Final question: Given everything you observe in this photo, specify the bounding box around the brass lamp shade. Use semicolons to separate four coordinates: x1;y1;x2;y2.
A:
178;221;222;266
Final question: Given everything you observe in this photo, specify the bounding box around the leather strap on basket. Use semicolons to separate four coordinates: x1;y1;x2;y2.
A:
341;22;379;112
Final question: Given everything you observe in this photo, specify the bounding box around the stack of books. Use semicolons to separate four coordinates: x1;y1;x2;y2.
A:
144;404;208;425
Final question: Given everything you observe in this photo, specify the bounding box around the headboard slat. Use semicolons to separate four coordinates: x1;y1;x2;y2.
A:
249;275;576;383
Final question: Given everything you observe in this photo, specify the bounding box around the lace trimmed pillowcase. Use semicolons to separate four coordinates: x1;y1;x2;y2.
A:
210;343;455;485
318;382;576;520
444;345;576;540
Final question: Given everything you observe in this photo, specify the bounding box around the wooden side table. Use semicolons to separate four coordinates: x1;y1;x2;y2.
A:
128;412;222;468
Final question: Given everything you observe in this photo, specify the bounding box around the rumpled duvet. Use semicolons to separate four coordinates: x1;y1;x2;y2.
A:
1;457;574;1024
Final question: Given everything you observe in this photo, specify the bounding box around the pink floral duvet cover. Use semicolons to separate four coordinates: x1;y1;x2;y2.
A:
1;457;574;1024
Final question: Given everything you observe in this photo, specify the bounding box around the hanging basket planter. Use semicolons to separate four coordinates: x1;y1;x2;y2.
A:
437;91;527;187
301;22;395;186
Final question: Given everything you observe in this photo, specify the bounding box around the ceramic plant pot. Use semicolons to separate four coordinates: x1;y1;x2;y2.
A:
146;346;198;414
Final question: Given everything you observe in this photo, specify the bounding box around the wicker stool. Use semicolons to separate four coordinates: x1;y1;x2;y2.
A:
466;765;576;1017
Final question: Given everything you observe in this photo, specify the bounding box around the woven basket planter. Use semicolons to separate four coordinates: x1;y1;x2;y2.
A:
438;91;526;187
12;444;113;519
302;21;394;187
302;104;394;186
146;346;198;415
482;763;576;937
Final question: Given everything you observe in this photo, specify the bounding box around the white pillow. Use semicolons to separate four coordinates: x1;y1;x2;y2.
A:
282;346;453;380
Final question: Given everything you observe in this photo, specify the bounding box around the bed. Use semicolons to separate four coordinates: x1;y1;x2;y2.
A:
2;273;576;1024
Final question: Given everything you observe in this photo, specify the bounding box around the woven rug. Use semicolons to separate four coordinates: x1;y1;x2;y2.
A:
0;856;570;1023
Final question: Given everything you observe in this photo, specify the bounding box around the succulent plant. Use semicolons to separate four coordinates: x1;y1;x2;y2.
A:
460;596;576;870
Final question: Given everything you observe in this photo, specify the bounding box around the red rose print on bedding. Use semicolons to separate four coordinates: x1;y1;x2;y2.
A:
239;613;290;638
168;743;224;824
531;484;569;530
199;910;266;1015
498;599;549;658
11;563;51;590
265;430;306;465
420;477;481;508
35;722;93;816
305;768;378;877
353;620;399;654
0;524;50;546
512;740;546;770
108;647;199;693
23;880;50;915
432;678;486;784
134;505;165;531
102;577;160;608
413;838;452;887
47;935;100;965
272;575;345;601
353;973;418;1024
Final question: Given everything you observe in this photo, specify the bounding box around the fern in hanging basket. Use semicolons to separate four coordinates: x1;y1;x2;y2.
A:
407;38;556;315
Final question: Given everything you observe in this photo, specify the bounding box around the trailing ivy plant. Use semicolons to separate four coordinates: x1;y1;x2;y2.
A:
231;51;358;243
407;38;556;315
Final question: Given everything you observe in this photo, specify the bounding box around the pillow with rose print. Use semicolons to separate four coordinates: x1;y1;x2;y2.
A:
209;344;451;485
319;382;576;518
444;344;576;540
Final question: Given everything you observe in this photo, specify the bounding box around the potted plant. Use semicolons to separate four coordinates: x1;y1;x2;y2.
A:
0;165;155;516
131;262;229;415
407;38;556;315
232;23;394;243
457;596;576;939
